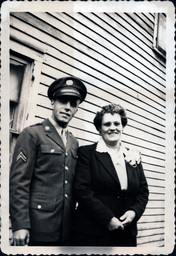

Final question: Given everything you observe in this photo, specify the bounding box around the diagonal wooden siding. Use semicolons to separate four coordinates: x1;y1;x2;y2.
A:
10;12;166;247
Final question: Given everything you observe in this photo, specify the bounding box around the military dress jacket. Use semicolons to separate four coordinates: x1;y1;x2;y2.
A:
72;143;149;243
10;119;78;244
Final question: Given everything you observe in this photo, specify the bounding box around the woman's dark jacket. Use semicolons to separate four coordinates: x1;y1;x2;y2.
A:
72;143;149;243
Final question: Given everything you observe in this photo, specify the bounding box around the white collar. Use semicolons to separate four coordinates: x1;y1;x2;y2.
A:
96;137;142;167
96;137;123;155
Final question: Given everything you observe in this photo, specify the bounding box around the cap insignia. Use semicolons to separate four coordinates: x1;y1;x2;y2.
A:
66;79;73;86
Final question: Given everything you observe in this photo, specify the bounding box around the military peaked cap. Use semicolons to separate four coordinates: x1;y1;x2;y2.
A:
48;76;87;103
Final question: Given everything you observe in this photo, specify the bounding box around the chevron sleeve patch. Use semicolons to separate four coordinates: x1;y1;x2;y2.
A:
16;151;27;163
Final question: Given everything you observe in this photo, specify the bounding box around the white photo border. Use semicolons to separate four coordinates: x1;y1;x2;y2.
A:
1;0;175;255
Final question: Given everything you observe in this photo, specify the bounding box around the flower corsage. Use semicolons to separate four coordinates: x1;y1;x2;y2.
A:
123;147;142;167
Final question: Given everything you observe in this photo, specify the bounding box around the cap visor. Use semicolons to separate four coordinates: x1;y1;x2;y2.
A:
53;92;82;100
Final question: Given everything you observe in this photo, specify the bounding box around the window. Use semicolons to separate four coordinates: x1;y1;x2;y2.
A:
10;60;25;130
9;52;34;163
153;13;166;59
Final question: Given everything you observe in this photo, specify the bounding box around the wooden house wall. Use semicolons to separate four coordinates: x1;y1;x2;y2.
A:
10;12;166;247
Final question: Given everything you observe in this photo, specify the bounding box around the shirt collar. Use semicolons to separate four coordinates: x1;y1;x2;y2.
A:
49;116;68;135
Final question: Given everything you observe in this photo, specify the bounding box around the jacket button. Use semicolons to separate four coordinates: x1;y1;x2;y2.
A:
51;149;55;153
65;180;68;184
65;194;68;198
37;204;42;209
117;196;120;199
45;126;50;131
65;166;69;171
65;152;68;156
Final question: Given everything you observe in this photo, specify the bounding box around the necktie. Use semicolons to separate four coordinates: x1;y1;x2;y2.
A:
61;129;67;146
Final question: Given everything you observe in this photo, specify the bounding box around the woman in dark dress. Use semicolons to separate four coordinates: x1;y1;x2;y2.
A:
71;103;149;246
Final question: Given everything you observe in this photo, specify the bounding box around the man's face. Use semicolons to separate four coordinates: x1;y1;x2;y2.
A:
51;96;80;127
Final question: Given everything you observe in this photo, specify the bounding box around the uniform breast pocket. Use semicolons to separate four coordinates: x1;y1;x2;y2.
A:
39;144;64;172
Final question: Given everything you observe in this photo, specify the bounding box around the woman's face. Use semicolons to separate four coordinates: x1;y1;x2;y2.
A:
100;113;123;147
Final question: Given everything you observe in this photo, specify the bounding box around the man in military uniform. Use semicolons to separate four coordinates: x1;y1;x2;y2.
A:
10;76;87;246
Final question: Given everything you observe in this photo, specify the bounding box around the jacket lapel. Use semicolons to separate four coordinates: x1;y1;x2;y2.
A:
125;161;135;192
43;119;65;150
94;150;120;185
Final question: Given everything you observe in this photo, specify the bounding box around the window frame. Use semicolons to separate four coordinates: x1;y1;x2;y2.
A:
153;13;166;59
10;52;34;135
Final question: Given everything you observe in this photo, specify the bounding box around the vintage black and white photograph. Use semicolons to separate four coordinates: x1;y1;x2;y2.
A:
1;1;175;255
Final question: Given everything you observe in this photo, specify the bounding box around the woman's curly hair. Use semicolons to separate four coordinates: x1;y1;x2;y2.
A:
93;103;128;132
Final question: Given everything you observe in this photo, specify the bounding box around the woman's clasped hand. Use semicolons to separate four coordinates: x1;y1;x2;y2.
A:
108;210;136;231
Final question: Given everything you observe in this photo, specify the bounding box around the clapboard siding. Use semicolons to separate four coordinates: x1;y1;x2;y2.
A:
75;12;166;72
56;11;165;95
125;13;154;36
138;218;164;228
138;229;165;245
11;13;166;100
43;54;166;117
115;13;154;40
10;11;167;247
